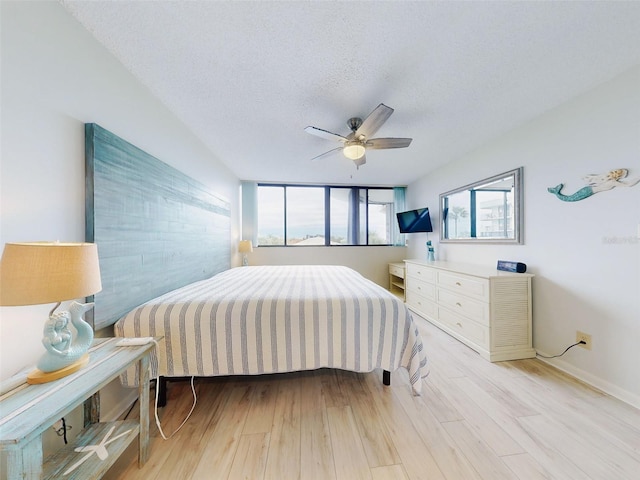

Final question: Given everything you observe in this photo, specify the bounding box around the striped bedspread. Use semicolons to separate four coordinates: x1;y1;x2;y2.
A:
115;265;428;394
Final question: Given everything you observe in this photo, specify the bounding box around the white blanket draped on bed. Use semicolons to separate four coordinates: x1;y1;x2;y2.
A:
115;265;428;394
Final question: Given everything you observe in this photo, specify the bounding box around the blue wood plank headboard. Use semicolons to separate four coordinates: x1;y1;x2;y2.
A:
85;123;230;330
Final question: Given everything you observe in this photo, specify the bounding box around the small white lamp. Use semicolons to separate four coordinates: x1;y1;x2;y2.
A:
238;240;253;266
0;242;102;384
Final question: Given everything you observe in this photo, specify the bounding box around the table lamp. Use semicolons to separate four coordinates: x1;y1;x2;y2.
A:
238;240;253;266
0;242;102;384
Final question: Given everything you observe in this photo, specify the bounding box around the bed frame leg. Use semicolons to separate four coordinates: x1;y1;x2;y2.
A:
157;376;167;407
383;370;391;386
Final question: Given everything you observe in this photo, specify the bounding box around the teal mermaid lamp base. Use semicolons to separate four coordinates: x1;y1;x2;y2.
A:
28;301;95;384
548;169;639;202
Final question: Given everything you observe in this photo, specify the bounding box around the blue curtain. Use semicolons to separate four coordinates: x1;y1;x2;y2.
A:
392;187;406;246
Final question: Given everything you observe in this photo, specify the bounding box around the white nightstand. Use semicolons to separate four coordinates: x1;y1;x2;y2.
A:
388;262;406;301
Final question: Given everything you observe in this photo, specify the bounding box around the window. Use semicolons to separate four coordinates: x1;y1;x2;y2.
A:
329;188;350;245
256;184;400;246
286;186;325;246
257;185;285;245
367;189;395;245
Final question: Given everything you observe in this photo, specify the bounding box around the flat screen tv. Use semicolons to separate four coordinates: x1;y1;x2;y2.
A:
396;208;433;233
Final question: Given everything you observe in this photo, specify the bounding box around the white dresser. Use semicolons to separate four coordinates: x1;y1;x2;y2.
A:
404;259;535;362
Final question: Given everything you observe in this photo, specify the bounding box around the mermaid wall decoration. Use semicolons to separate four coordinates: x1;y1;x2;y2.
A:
548;169;639;202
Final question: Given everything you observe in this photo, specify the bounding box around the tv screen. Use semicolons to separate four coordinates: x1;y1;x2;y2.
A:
396;208;433;233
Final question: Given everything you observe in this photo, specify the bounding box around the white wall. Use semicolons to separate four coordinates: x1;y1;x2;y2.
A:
251;246;408;288
406;65;640;407
0;0;239;428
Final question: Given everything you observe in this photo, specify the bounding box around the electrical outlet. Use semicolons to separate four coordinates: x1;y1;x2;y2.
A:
576;331;592;350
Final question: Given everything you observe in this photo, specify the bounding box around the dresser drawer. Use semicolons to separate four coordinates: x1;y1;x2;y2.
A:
406;263;436;283
407;277;435;301
437;271;489;301
437;288;489;326
389;263;405;278
438;307;489;349
406;291;437;319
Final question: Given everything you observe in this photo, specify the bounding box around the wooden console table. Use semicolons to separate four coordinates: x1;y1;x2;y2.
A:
0;338;154;479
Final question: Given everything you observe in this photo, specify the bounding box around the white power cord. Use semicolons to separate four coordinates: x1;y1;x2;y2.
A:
149;339;198;440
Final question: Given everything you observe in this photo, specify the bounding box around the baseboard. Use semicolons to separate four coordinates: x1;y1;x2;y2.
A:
536;351;640;410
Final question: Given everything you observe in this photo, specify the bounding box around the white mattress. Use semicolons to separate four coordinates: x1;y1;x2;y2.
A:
115;265;428;394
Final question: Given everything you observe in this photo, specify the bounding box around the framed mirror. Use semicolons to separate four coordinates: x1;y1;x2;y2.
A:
440;167;523;244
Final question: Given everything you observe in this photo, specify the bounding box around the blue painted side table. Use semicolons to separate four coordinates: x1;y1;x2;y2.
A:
0;338;154;479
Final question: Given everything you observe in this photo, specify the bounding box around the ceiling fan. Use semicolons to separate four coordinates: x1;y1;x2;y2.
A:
304;103;412;168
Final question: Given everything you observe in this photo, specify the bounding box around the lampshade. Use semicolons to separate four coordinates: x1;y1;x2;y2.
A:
343;142;366;160
0;242;102;306
238;240;253;253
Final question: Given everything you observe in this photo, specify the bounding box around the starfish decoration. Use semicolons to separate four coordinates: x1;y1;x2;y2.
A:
63;425;133;475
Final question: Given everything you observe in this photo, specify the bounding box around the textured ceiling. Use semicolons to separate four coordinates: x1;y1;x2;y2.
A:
61;1;640;186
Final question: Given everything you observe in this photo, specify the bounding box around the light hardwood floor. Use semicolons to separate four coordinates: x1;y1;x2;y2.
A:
105;317;640;479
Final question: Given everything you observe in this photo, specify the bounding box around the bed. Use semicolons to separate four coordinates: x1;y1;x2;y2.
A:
85;124;428;403
114;264;428;395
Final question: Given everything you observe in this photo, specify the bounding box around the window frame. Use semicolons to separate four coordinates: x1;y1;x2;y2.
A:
256;183;398;247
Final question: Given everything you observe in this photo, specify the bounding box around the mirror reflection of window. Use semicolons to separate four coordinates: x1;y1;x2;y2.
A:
440;168;523;244
443;191;470;239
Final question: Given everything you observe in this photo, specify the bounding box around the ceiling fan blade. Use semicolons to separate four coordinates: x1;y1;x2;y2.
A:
353;154;366;168
366;137;413;149
305;126;348;142
311;146;343;162
355;103;394;139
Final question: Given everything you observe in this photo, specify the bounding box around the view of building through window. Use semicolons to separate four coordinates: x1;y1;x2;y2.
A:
444;189;514;239
367;188;395;244
257;185;397;246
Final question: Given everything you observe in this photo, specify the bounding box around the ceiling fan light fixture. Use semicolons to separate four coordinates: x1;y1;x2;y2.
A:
306;104;411;164
343;142;365;160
